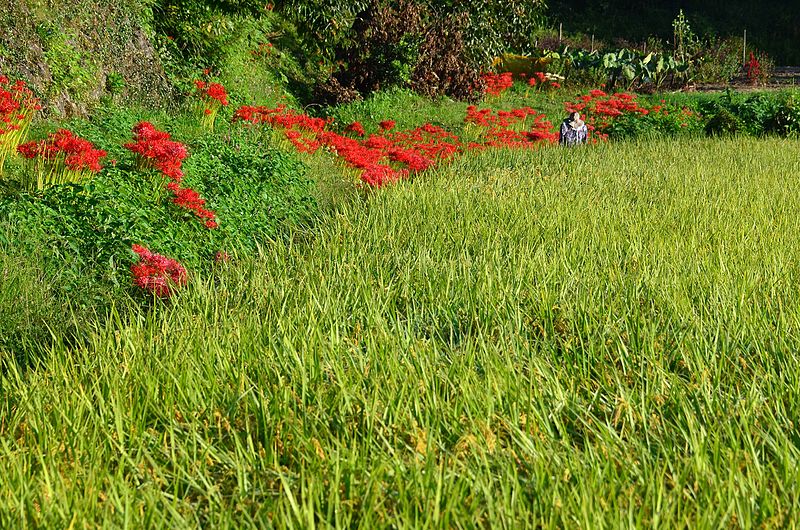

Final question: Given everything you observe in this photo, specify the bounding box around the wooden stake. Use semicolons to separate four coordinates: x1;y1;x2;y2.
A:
591;34;595;53
743;29;747;65
559;23;563;46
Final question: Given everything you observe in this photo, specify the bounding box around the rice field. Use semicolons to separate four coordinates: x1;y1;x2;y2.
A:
2;136;800;528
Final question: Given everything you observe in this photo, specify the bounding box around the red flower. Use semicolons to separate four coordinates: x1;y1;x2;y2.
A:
193;80;228;106
17;129;107;172
130;244;187;297
124;122;188;182
206;83;229;106
482;72;514;97
231;102;561;188
167;182;218;228
0;76;40;139
345;121;366;137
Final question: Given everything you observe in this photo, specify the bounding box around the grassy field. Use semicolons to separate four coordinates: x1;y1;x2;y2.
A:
2;135;800;527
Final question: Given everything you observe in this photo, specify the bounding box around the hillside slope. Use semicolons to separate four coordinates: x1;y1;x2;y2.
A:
0;0;171;115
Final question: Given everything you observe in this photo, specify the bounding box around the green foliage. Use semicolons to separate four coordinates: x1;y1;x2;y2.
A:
705;107;740;136
37;23;97;99
450;0;548;65
152;0;239;64
277;0;548;75
602;107;703;140
275;0;370;60
555;47;688;90
697;90;800;137
693;36;744;84
309;0;482;105
184;133;319;249
671;9;699;65
0;109;318;354
0;236;82;362
104;72;126;95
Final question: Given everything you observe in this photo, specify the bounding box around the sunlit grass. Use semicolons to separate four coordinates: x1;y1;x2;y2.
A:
2;136;800;527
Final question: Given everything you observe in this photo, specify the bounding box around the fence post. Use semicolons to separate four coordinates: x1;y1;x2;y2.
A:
559;23;563;46
743;29;747;65
591;34;594;53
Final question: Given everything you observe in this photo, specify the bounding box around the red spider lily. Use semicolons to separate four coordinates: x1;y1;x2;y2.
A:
193;80;228;106
464;105;558;146
344;122;365;137
482;72;514;97
562;89;700;141
233;104;328;132
526;72;562;92
124;122;188;182
746;52;762;84
233;103;559;187
166;182;217;229
17;129;107;189
0;76;41;173
131;244;187;297
563;90;648;141
193;79;229;129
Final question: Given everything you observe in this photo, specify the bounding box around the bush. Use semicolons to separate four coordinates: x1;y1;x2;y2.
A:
768;94;800;136
705;108;740;136
697;90;800;137
0;117;317;322
313;0;482;105
410;13;483;101
693;36;744;84
314;0;425;105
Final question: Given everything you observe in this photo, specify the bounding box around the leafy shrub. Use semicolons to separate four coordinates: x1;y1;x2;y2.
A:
768;94;800;136
277;0;547;69
449;0;547;65
693;36;744;84
313;0;482;105
314;0;425;105
697;90;800;137
0;122;317;316
410;12;483;101
704;108;740;136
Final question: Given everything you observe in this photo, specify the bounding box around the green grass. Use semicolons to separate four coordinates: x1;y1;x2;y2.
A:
326;86;573;135
3;136;800;527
